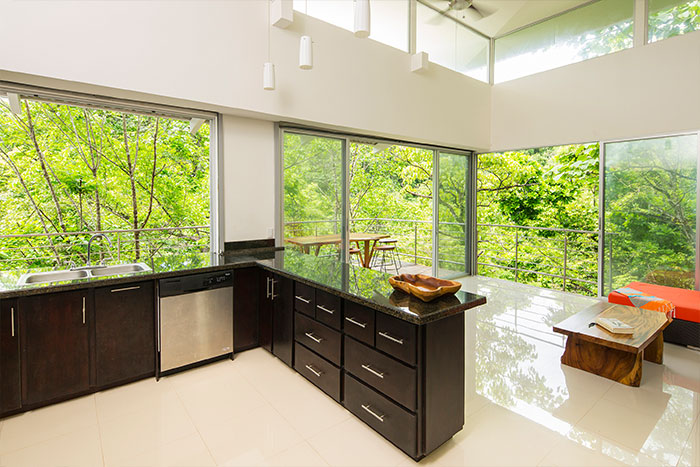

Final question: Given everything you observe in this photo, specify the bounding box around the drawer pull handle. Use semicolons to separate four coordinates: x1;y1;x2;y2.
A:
378;331;404;345
111;286;141;293
10;307;15;337
305;332;323;344
305;364;323;377
361;364;384;379
361;404;385;422
317;305;334;315
345;317;367;328
295;295;311;304
82;296;86;325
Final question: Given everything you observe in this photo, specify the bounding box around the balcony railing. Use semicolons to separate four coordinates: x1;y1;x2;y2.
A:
477;223;599;296
0;226;210;270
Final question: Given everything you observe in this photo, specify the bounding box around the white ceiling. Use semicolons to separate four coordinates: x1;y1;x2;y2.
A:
421;0;592;38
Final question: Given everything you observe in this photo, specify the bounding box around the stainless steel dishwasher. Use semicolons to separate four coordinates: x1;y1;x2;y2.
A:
158;271;233;374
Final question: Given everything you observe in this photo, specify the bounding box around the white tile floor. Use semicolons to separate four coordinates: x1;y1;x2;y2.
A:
0;275;698;467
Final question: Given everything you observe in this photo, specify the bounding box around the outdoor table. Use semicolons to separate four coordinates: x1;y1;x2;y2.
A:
285;233;389;268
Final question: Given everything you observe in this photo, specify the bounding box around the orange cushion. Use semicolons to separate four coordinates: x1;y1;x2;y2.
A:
609;282;700;323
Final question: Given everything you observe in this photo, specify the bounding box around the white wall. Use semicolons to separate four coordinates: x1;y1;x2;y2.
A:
0;0;490;151
221;116;276;243
490;31;700;151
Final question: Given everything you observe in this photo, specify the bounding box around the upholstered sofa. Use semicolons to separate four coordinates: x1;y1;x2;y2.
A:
608;281;700;348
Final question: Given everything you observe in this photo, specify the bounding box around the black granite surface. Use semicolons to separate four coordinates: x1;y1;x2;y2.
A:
0;249;485;324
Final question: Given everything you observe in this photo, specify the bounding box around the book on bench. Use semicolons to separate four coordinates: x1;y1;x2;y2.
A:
595;316;634;335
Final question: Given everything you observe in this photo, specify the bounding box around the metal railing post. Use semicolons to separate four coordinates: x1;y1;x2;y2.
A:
563;234;568;292
514;229;519;283
414;222;418;264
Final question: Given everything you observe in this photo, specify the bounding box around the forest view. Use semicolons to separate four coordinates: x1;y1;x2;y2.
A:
0;98;211;271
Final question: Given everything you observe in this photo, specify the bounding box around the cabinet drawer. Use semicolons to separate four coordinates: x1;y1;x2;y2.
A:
294;282;315;317
344;373;417;458
294;313;341;366
294;343;341;402
344;301;375;346
375;313;417;366
344;336;416;411
315;290;341;330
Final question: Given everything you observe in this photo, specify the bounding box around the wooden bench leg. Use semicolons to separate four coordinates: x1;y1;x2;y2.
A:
643;333;664;364
561;335;643;387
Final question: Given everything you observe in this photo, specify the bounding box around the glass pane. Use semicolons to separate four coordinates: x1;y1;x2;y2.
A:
283;133;343;259
648;0;700;42
349;142;433;274
494;0;634;83
438;152;469;278
604;135;698;293
416;3;489;82
293;0;408;51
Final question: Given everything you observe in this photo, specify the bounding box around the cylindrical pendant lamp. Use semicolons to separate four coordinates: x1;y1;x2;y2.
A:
263;62;275;90
299;35;313;70
354;0;370;38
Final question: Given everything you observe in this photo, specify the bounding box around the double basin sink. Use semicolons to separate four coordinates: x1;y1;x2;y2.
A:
17;263;152;286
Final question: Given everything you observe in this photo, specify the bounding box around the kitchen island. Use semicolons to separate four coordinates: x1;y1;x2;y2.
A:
0;249;486;460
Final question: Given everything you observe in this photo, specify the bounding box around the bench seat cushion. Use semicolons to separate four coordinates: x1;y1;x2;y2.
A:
608;282;700;323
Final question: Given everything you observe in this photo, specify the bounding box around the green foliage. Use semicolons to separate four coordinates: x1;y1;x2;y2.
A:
0;99;210;269
649;0;700;42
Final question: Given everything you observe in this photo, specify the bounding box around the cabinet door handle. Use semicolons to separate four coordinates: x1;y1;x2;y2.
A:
304;332;323;344
10;307;15;337
82;297;86;324
361;364;384;379
361;404;385;422
266;277;271;299
345;316;367;329
317;305;334;315
111;286;140;293
378;331;403;345
304;364;323;377
295;295;310;304
271;279;277;300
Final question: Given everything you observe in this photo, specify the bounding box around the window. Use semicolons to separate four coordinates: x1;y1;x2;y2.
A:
0;91;215;270
416;2;489;82
603;134;698;293
494;0;634;83
293;0;408;52
648;0;700;42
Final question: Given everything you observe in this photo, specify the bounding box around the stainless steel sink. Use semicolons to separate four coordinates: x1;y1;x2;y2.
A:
17;269;90;285
88;262;152;277
16;262;153;285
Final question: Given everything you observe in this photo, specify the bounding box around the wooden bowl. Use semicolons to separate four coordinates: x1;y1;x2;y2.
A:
388;274;462;302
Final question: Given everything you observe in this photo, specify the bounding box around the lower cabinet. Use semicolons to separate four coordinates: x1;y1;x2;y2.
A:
20;290;91;407
0;299;21;413
259;271;294;367
258;270;273;353
233;268;259;352
95;281;155;387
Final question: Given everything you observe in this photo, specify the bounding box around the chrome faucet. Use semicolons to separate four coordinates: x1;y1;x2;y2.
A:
86;234;114;267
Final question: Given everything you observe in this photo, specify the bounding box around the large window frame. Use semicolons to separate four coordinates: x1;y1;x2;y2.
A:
0;82;222;263
275;124;476;278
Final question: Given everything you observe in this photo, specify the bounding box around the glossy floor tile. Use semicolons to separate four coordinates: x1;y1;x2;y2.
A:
0;275;697;466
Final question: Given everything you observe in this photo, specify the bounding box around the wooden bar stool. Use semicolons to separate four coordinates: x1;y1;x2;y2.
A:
349;247;362;266
377;238;402;268
371;244;400;273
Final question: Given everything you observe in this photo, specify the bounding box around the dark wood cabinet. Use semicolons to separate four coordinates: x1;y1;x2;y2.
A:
0;299;21;413
271;274;293;367
19;290;90;407
259;270;293;367
258;269;273;353
233;268;258;352
94;282;155;388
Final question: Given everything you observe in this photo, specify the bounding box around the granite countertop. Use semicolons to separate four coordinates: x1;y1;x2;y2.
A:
0;249;486;324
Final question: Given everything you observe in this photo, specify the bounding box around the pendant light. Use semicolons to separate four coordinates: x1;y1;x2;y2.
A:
299;35;313;70
264;0;276;90
354;0;370;38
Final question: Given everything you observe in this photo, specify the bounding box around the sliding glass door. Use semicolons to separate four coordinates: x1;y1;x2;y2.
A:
281;128;475;278
282;132;343;258
603;134;698;294
436;151;470;278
